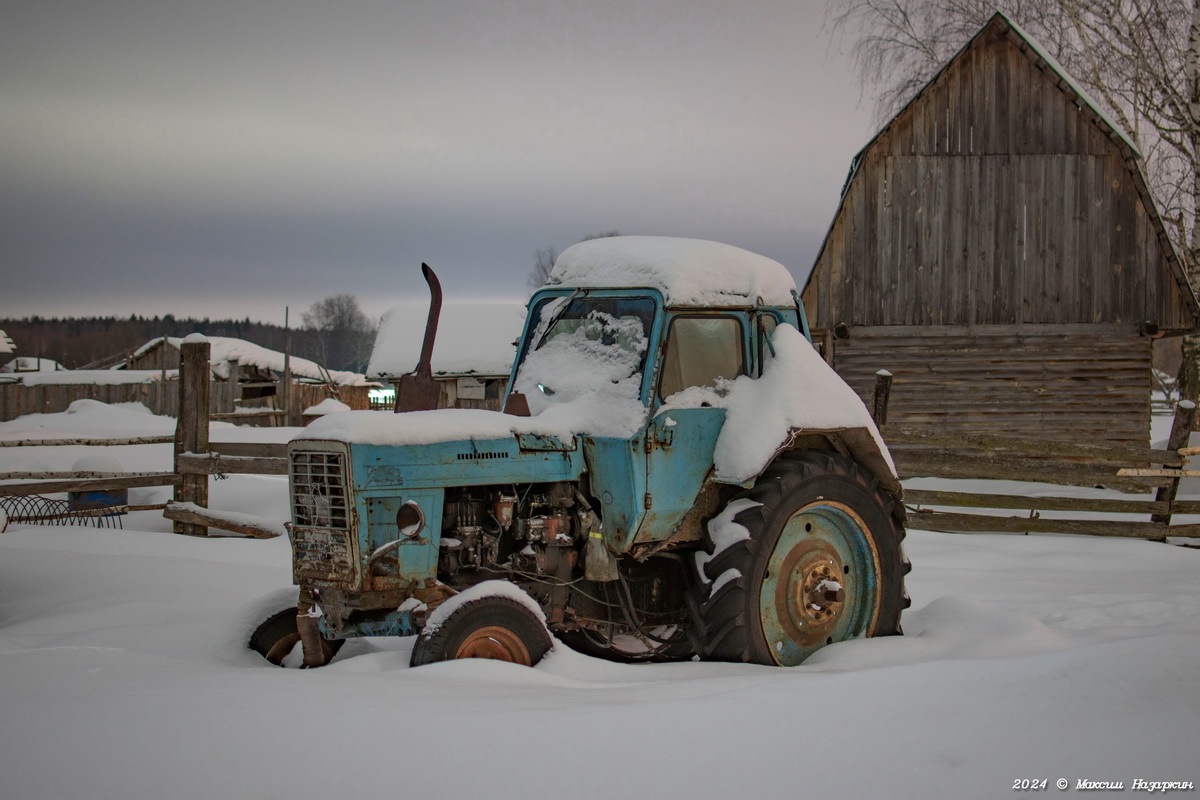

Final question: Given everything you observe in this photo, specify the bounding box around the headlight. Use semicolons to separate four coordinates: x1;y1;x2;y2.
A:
396;500;425;538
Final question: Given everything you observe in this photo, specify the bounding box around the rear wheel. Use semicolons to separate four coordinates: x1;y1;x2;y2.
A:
697;451;909;666
249;608;344;668
410;596;552;667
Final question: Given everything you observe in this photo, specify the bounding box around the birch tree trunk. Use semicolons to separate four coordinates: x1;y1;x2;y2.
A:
1178;0;1200;402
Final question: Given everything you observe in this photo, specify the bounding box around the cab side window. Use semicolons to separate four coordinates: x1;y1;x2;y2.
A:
659;316;745;400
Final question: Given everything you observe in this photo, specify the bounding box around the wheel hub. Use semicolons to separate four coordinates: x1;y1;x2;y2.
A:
797;560;845;624
453;625;534;664
776;540;846;641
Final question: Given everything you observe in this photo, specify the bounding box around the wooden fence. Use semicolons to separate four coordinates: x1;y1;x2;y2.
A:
5;349;1198;543
872;372;1200;540
1;341;292;539
0;381;236;421
0;378;371;424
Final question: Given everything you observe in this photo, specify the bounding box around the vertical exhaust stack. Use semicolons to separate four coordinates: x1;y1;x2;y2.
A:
395;263;443;413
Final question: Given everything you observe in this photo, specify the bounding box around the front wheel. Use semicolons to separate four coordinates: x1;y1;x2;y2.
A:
410;595;553;668
249;608;344;668
696;451;909;666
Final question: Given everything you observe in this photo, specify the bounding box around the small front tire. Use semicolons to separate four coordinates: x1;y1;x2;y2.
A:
249;608;344;668
410;596;552;667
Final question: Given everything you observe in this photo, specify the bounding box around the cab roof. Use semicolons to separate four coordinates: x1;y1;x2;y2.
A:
545;236;797;308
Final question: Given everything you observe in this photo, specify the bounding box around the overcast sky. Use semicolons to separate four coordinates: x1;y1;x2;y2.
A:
2;0;875;326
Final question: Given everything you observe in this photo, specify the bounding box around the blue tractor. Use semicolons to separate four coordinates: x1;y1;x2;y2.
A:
250;237;909;668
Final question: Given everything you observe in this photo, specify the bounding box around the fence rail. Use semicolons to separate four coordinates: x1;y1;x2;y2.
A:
876;387;1198;540
0;341;300;537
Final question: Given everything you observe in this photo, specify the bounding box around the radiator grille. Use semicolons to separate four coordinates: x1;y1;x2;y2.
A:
291;527;353;581
292;451;348;529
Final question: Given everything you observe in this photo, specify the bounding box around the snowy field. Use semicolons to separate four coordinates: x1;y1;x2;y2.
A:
1;401;1197;800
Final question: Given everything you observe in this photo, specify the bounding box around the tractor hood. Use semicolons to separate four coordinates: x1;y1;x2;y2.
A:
296;403;647;448
293;405;642;490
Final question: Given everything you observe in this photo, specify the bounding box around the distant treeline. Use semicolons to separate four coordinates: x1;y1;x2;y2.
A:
0;315;324;370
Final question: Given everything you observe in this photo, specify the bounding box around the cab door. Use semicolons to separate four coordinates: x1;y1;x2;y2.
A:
637;313;747;543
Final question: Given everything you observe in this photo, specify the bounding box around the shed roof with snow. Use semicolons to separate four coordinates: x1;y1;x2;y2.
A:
367;302;526;379
127;336;370;386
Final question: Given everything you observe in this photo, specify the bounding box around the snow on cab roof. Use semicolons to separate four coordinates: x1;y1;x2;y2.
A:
545;236;797;307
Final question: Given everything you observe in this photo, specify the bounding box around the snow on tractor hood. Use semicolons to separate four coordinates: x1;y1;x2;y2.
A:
297;325;894;488
545;236;798;308
294;392;649;446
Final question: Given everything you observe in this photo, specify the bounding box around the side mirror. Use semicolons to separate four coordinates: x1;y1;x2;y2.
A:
503;393;531;417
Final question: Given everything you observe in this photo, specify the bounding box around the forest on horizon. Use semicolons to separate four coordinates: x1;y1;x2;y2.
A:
0;315;325;371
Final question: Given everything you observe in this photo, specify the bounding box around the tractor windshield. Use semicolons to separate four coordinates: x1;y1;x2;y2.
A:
513;295;656;413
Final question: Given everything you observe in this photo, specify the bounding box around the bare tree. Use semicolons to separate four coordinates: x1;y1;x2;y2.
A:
528;231;621;291
829;0;1200;393
302;294;377;373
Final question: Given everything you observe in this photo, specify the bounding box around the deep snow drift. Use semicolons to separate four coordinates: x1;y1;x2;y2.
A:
0;401;1197;800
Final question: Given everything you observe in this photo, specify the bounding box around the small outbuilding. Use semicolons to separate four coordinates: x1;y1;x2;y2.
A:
126;336;370;396
801;12;1198;445
368;302;525;411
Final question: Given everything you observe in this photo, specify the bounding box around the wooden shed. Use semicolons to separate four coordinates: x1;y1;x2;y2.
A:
802;12;1198;445
367;302;525;412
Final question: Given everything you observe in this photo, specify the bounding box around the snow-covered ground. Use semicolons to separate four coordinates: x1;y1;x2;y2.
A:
1;401;1197;800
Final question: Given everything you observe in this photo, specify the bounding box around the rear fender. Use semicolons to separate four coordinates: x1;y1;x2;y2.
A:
758;427;903;511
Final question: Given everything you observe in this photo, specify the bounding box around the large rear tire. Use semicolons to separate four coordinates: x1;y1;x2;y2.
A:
410;596;553;668
697;451;909;666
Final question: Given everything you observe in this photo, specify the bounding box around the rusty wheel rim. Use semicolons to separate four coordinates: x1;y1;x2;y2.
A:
454;625;534;664
760;501;881;666
264;633;302;666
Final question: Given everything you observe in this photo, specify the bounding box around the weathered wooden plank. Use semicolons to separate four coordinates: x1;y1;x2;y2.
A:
904;489;1168;515
1;471;181;480
882;424;1181;465
174;341;211;537
841;323;1141;338
0;435;176;447
177;453;288;476
1119;468;1200;478
1113;152;1141;325
0;474;181;497
907;509;1184;538
896;454;1166;491
163;502;282;539
210;441;289;458
995;155;1019;322
209;409;286;421
1151;401;1196;525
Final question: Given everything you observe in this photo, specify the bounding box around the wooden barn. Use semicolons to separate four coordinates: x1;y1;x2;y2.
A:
802;12;1199;445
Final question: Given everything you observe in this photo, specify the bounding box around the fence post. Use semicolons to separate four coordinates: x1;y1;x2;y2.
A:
1150;399;1195;531
872;369;893;425
174;340;211;536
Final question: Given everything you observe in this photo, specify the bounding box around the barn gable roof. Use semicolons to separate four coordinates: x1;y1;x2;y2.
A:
807;12;1198;324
